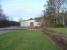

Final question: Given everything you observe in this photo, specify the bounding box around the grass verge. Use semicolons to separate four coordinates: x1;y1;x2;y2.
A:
48;28;67;34
0;30;60;50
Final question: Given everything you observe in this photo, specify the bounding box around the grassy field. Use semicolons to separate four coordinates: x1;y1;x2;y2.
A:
0;30;60;50
49;28;67;34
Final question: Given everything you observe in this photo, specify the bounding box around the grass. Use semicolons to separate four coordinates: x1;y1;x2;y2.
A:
0;30;60;50
49;28;67;34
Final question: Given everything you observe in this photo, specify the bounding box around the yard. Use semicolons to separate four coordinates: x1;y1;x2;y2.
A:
0;30;60;50
49;28;67;34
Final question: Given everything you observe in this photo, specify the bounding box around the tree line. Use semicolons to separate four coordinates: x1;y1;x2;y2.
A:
0;20;20;28
43;0;67;27
0;5;20;28
0;11;20;28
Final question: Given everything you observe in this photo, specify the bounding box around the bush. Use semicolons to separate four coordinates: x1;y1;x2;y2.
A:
34;26;39;29
55;24;65;28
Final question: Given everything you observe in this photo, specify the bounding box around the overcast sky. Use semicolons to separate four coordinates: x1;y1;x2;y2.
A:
1;0;47;21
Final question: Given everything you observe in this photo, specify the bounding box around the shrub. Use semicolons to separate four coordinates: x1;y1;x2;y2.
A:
55;24;65;28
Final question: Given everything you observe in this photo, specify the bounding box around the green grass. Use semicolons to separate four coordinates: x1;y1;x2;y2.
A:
49;28;67;34
0;30;59;50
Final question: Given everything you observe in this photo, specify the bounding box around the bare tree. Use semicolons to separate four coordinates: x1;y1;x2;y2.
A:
43;0;66;27
55;0;65;25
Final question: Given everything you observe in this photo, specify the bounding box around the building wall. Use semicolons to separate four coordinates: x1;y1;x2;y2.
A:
20;20;40;28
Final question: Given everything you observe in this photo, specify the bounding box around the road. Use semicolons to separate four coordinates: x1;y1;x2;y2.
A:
0;27;23;35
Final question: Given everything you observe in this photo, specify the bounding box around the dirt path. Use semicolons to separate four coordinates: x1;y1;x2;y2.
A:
42;28;67;50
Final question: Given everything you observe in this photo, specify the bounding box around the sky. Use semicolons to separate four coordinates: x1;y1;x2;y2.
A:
1;0;47;21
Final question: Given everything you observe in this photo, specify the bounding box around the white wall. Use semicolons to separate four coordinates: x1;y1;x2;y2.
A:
20;20;40;27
